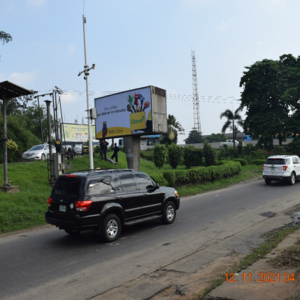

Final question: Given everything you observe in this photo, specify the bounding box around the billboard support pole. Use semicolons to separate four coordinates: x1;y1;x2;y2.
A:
123;136;140;171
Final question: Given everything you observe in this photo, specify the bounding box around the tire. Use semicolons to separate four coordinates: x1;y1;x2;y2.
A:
290;172;296;185
162;201;176;224
101;214;121;242
265;179;271;185
41;154;46;161
65;228;81;235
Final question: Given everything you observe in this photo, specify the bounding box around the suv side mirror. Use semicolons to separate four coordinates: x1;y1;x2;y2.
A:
156;183;160;189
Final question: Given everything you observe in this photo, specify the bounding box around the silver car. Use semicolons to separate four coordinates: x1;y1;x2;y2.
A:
22;144;56;161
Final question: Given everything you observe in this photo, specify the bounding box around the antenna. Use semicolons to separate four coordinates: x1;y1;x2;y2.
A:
191;50;201;132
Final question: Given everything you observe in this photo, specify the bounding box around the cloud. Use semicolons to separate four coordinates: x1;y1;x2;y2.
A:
26;0;47;7
215;22;230;32
67;45;75;56
0;70;38;85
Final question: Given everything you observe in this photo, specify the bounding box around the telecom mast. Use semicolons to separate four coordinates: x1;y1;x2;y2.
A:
191;51;201;132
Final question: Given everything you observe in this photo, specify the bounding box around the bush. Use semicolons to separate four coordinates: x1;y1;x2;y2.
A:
273;145;286;155
163;161;241;187
183;146;203;169
168;144;183;169
288;139;300;155
149;174;167;186
218;144;230;160
203;141;216;166
238;141;243;156
228;147;239;159
153;144;167;169
140;151;154;162
251;159;266;166
232;158;248;166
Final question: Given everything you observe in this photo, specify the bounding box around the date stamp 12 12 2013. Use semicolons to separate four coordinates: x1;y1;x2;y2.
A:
225;272;299;283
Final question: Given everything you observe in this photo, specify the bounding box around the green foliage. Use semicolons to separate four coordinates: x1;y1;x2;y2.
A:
238;141;243;155
153;144;167;169
149;174;167;186
218;144;230;160
288;138;300;155
205;133;227;143
7;139;18;162
183;146;203;169
251;159;266;166
168;144;183;169
163;161;241;187
228;147;239;159
232;158;248;166
203;141;216;166
273;145;286;155
0;30;13;44
185;128;204;144
140;150;154;161
243;143;256;164
160;114;184;145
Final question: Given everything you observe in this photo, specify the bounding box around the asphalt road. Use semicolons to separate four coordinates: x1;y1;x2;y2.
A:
1;179;300;300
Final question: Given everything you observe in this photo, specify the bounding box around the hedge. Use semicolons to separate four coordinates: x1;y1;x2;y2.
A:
251;159;266;166
149;174;167;186
163;161;241;187
232;158;248;166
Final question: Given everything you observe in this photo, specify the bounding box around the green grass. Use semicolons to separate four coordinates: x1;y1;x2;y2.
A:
0;152;262;234
192;226;298;300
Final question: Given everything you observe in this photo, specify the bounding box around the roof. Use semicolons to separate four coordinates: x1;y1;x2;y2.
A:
0;80;34;100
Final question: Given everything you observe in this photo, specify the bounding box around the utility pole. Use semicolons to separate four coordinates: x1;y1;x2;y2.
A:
78;14;95;170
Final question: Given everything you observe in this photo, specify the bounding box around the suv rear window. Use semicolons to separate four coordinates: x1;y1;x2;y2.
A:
264;158;286;165
54;176;84;196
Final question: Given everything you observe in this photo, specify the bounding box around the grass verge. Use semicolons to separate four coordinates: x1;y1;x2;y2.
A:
191;225;298;300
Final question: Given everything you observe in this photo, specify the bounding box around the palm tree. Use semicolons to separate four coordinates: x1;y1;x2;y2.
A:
160;114;184;144
220;108;243;149
0;31;13;45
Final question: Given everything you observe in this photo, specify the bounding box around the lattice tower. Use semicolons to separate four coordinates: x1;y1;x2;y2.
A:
191;51;201;132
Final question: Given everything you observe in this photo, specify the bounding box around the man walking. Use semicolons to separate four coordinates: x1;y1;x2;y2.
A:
111;143;119;163
55;138;62;153
100;140;109;160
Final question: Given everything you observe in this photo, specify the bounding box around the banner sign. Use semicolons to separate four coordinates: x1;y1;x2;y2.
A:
60;124;96;142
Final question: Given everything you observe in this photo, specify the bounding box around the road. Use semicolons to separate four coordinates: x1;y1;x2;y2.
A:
1;178;300;300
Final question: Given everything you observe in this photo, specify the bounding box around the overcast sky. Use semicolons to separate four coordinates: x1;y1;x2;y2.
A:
1;0;300;143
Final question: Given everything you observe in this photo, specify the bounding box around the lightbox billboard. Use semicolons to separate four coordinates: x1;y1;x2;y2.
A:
60;123;96;142
95;86;155;139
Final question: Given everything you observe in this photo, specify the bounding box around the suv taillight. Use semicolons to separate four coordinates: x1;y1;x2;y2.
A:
47;197;52;207
283;166;288;171
75;200;92;212
263;166;265;170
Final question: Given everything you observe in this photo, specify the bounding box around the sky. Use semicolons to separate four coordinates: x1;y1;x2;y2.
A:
1;0;300;144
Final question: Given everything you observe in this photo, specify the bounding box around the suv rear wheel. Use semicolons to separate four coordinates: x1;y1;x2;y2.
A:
162;201;176;224
102;214;121;242
290;172;296;185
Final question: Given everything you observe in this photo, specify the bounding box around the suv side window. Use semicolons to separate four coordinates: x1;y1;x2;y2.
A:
293;157;298;164
134;173;154;190
87;178;111;195
112;176;122;191
119;173;136;192
286;158;291;164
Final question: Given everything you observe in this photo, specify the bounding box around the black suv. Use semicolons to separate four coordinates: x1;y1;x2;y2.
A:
45;169;180;242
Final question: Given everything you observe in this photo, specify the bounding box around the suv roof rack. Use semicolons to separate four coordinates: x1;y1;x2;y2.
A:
64;169;135;176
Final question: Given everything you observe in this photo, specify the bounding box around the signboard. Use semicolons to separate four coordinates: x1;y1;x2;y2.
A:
60;123;96;142
95;86;167;139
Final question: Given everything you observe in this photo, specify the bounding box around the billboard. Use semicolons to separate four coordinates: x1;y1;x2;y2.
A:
95;86;167;139
60;123;96;142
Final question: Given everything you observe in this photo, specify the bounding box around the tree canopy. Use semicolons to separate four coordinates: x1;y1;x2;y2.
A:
185;128;204;144
160;114;184;145
240;54;300;150
0;30;12;45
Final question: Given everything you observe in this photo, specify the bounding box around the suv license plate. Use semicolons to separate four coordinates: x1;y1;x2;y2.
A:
59;205;66;212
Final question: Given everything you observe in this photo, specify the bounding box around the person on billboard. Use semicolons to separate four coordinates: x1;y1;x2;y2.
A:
100;139;109;160
55;139;62;153
111;143;120;163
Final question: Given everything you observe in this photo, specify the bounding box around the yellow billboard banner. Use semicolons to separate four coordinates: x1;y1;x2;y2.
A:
96;127;132;139
130;111;146;130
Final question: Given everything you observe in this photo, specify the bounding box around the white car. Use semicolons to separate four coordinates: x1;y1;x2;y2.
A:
219;139;239;148
262;155;300;185
22;144;56;161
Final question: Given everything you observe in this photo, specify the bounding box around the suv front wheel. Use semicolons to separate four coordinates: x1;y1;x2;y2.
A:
162;201;176;224
290;172;296;185
101;214;121;242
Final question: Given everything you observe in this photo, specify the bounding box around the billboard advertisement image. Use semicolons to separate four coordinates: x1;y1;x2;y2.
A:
60;124;96;142
95;86;154;139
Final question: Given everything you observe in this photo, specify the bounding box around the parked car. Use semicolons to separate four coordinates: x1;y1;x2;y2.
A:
71;145;82;155
219;139;239;148
45;169;180;242
262;155;300;185
22;144;56;161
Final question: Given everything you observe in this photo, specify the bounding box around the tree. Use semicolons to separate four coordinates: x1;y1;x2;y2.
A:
153;144;167;169
160;114;184;145
185;128;204;144
239;54;300;150
220;108;243;149
205;133;227;143
203;141;216;166
0;31;13;44
168;144;183;169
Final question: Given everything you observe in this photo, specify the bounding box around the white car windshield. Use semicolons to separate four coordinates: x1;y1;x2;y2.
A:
30;145;44;151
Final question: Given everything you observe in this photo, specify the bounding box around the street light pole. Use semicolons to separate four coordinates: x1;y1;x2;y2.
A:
79;14;95;170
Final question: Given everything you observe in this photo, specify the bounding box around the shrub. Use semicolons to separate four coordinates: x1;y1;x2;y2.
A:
149;174;167;186
168;144;183;169
238;141;243;156
183;146;203;169
288;139;300;155
273;145;286;155
203;141;216;166
228;147;239;159
7;139;18;162
218;144;230;160
251;159;266;166
232;158;248;166
153;144;167;169
163;161;241;187
140;151;154;162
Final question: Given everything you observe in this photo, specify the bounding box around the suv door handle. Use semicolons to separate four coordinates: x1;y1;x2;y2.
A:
117;197;123;200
